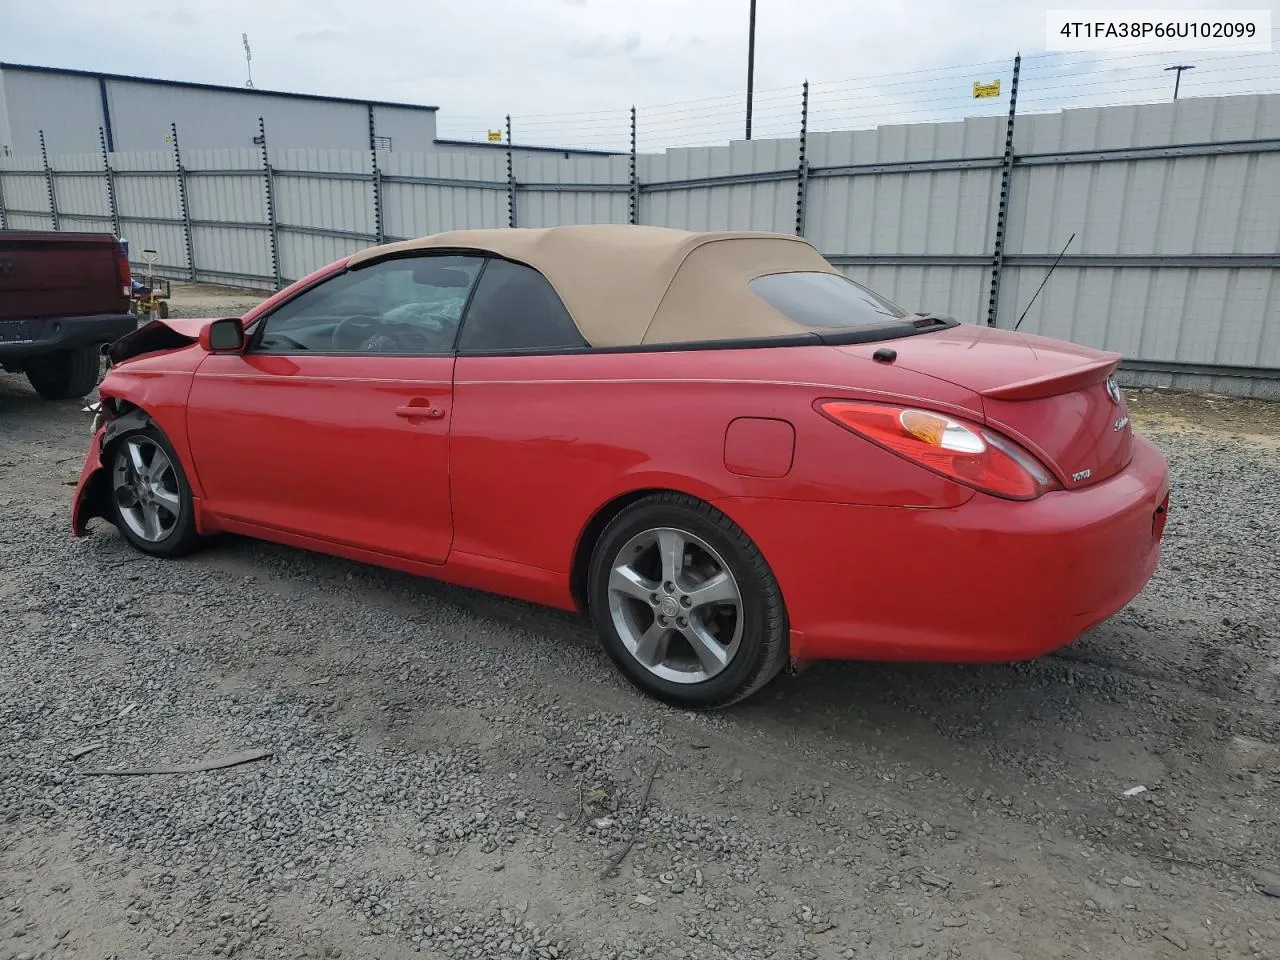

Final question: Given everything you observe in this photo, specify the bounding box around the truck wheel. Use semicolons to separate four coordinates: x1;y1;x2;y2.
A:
25;346;103;401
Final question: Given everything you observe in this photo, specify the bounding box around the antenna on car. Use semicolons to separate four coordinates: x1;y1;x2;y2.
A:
1012;232;1075;333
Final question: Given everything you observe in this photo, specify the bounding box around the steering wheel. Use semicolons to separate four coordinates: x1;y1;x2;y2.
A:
403;313;457;345
330;315;384;350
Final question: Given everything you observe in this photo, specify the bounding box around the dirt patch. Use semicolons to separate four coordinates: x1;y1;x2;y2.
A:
164;281;268;319
1126;387;1280;442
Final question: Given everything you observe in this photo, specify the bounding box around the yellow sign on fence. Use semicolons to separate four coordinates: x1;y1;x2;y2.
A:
973;79;1002;99
487;130;503;142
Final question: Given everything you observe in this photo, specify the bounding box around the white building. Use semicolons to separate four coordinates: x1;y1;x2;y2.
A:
0;62;616;159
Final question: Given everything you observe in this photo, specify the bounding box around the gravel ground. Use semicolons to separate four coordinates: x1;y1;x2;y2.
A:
1;293;1278;959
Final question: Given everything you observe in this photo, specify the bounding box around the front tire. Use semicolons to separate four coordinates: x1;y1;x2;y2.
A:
106;427;202;557
25;346;102;400
587;493;789;708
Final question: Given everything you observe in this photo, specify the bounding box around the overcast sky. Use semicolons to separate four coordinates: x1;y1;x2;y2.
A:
2;0;1277;148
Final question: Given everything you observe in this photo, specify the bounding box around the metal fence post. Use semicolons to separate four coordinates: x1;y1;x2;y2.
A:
0;163;8;231
985;53;1021;327
629;106;639;225
99;126;120;239
40;130;59;231
171;123;196;281
795;80;810;237
505;114;517;228
367;104;384;244
256;116;282;289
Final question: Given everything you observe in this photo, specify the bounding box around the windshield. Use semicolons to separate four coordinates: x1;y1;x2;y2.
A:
749;271;911;330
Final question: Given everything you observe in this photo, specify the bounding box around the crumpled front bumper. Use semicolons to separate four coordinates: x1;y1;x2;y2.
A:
72;406;157;536
71;423;109;537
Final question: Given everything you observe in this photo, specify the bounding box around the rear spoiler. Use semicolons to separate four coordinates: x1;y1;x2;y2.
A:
981;354;1122;402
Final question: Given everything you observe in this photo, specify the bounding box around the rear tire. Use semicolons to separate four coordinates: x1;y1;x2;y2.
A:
106;426;202;558
587;493;789;708
25;346;102;400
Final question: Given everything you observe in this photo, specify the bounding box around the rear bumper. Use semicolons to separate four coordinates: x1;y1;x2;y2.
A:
0;313;137;362
714;434;1170;663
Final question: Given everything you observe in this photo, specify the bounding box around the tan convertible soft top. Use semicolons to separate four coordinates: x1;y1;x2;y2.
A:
346;224;844;348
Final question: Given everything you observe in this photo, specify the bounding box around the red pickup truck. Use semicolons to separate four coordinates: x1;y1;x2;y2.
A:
1;231;138;400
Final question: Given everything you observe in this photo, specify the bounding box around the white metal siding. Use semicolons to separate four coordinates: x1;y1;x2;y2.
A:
381;151;508;239
110;150;188;274
1001;95;1280;370
272;148;375;281
49;152;111;233
0;153;51;229
182;148;269;283
106;81;370;152
0;69;104;154
514;154;630;228
638;139;797;232
0;68;439;155
0;70;14;153
371;105;438;153
806;117;1004;257
4;92;1278;392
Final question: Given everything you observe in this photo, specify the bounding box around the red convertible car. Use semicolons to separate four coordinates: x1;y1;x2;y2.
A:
71;226;1169;707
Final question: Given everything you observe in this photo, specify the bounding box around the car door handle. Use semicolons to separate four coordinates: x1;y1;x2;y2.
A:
395;404;445;419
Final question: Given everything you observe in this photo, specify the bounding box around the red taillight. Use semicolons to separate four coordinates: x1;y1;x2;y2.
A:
817;400;1060;501
114;242;131;298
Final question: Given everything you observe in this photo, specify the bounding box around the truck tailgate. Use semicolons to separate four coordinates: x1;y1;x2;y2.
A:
0;232;130;322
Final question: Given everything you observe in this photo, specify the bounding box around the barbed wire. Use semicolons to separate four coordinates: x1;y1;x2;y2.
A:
434;45;1280;153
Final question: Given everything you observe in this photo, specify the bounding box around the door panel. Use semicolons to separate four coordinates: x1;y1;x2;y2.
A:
186;353;455;564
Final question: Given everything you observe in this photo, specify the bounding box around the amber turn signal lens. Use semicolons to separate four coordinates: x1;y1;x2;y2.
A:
899;409;946;445
817;400;1059;501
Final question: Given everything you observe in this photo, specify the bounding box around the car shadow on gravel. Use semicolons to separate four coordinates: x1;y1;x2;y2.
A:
83;521;1272;816
0;379;51;412
133;529;1185;731
198;530;1186;770
0;371;97;430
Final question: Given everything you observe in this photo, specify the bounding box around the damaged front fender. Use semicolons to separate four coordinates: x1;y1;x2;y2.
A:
71;407;156;536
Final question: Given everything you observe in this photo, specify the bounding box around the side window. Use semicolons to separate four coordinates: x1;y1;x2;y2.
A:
254;255;484;355
457;259;587;354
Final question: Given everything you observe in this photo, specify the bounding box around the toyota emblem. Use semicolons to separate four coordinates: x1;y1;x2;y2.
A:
1105;375;1122;405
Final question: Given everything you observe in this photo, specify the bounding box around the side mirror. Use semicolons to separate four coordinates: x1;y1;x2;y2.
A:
201;317;246;353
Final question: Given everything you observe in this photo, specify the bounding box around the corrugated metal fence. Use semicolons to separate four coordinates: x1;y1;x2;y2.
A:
2;93;1278;395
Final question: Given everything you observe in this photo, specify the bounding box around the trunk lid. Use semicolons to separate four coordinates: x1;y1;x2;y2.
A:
0;231;130;321
840;324;1133;488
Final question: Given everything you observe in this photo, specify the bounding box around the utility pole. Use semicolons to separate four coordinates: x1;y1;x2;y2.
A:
1164;64;1194;99
745;0;757;140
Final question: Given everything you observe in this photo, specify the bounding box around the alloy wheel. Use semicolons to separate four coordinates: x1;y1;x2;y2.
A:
605;526;744;684
111;437;182;543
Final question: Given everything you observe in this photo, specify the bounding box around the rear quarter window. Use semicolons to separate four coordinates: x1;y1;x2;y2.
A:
749;271;909;329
